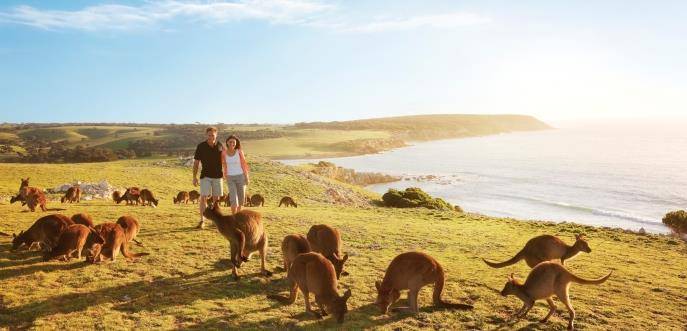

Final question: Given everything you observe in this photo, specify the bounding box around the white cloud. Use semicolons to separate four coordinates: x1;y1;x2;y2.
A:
0;1;489;33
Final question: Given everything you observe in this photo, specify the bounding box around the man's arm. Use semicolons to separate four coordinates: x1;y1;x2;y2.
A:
193;160;200;186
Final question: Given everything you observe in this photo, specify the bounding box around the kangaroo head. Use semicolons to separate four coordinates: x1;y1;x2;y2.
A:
374;281;400;314
331;252;348;279
89;227;106;245
328;288;351;324
500;273;522;297
202;201;222;220
574;234;591;253
20;178;29;188
11;231;26;251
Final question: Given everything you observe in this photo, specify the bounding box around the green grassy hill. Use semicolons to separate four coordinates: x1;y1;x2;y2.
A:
0;160;685;330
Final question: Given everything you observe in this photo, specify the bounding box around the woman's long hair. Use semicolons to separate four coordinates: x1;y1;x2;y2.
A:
226;135;242;150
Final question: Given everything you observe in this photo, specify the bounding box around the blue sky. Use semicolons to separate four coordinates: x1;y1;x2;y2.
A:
1;1;686;124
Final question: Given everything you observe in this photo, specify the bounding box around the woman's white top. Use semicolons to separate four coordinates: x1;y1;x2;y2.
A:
225;151;244;176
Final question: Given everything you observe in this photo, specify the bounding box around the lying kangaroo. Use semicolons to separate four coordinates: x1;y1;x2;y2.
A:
71;213;94;227
268;252;352;324
483;234;591;268
500;261;612;330
140;188;159;207
188;190;200;204
43;224;104;261
61;186;81;203
307;224;348;279
249;194;265;207
375;251;474;314
174;191;190;204
202;202;272;280
117;215;143;246
18;178;47;212
12;214;74;251
279;196;297;208
281;234;311;272
88;223;149;263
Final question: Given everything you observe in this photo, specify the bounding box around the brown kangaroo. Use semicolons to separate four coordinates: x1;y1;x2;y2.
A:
307;224;348;279
268;252;352;324
116;215;143;246
140;188;159;207
60;186;81;203
43;224;105;261
279;196;297;208
202;202;272;280
249;194;265;207
12;214;74;251
10;194;26;206
188;190;200;204
88;222;149;263
375;251;474;314
112;191;123;204
71;213;95;227
500;261;612;330
174;191;190;204
281;234;311;272
122;187;141;205
483;234;591;268
18;178;47;212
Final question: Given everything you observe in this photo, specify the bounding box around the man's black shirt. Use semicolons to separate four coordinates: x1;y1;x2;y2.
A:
194;141;224;179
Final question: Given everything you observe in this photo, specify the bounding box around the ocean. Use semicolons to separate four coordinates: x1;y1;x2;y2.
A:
281;121;687;234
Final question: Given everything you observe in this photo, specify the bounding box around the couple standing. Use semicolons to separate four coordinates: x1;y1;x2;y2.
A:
192;127;250;229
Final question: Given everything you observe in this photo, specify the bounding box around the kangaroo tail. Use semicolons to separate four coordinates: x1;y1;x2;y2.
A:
132;238;144;247
432;265;474;310
232;228;248;262
482;249;524;268
120;242;150;259
0;231;10;236
570;270;613;285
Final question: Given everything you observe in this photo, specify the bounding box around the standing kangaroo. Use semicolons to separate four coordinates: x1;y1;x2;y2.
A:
307;224;348;279
188;190;200;204
12;214;74;251
268;252;352;324
281;234;311;272
174;191;190;204
61;186;81;203
483;234;591;268
375;251;474;314
18;178;47;212
202;202;272;280
500;261;612;330
43;224;104;261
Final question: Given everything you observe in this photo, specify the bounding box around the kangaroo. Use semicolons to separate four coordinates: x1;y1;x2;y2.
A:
500;261;612;330
71;213;94;227
43;224;105;261
483;234;591;268
139;188;159;207
249;194;265;207
202;202;272;280
122;187;141;205
281;234;311;272
279;196;297;208
10;194;26;206
12;214;74;251
268;252;352;324
112;191;123;204
116;215;143;246
375;251;474;314
18;178;47;212
307;224;348;279
188;190;200;204
174;191;190;204
60;186;81;203
88;223;149;263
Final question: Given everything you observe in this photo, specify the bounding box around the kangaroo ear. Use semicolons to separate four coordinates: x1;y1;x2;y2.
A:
375;280;381;290
13;233;17;238
343;289;352;300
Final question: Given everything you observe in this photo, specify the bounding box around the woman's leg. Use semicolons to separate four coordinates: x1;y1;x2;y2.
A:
228;177;238;214
236;177;245;213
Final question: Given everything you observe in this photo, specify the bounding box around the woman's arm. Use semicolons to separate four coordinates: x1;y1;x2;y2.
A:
221;150;228;179
240;150;250;184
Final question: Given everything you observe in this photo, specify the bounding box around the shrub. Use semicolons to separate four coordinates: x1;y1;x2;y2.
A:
662;210;687;237
382;187;457;211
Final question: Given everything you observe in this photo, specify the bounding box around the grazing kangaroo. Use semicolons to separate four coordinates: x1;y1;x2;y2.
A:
12;214;74;251
116;215;143;246
61;186;81;203
71;213;95;227
140;188;159;207
188;190;200;204
174;191;190;204
112;191;123;204
88;223;149;263
249;194;265;207
18;178;47;212
43;224;105;261
500;261;612;330
279;196;297;208
281;234;311;272
375;251;474;314
202;202;272;280
307;224;348;279
483;234;592;268
123;187;141;205
268;252;352;324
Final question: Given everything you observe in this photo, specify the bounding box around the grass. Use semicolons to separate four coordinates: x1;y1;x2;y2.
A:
0;160;685;330
15;126;162;149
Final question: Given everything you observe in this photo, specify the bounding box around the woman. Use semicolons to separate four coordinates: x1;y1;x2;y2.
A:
222;135;250;214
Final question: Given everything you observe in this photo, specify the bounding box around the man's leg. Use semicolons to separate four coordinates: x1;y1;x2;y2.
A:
197;178;210;229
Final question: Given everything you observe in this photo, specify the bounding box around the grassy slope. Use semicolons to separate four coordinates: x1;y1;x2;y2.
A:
0;161;685;330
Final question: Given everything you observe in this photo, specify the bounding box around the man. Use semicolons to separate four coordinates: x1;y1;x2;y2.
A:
193;127;227;229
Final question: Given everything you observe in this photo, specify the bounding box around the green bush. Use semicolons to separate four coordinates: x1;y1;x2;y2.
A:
382;187;457;211
662;210;687;236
